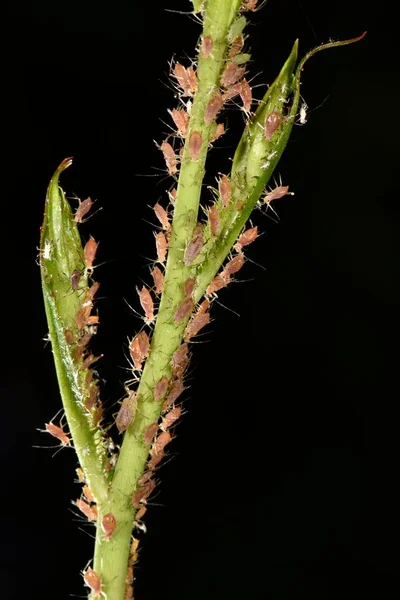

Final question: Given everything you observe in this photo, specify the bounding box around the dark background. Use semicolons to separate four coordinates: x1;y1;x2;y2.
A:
3;0;400;598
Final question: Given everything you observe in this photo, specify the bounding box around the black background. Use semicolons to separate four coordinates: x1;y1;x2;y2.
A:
3;0;400;598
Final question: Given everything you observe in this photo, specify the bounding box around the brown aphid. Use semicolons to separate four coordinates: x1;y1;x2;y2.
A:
74;196;93;223
168;188;177;204
137;286;154;323
221;61;246;88
264;185;292;204
183;224;203;266
218;174;231;207
125;586;134;600
70;269;82;291
84;387;97;412
75;305;91;330
84;236;98;272
131;479;156;508
162;378;184;411
154;375;169;402
83;484;94;503
234;225;258;251
229;34;244;58
239;78;252;113
81;353;98;370
184;277;196;298
188;130;202;161
75;498;98;522
85;315;100;326
150;431;172;457
101;512;117;541
173;62;197;96
210;122;225;142
87;281;100;300
168;108;189;137
160;141;178;175
151;266;165;294
144;422;159;444
264;111;282;139
172;343;190;377
201;35;213;57
155;230;168;264
76;467;85;483
174;297;194;323
64;328;74;344
116;392;138;433
92;404;103;428
83;568;102;596
224;253;245;277
129;331;150;371
147;451;164;471
160;406;182;431
244;0;260;10
135;505;147;521
197;298;210;315
204;93;224;124
130;537;140;561
209;204;220;236
139;470;154;486
153;202;170;231
45;422;70;446
184;312;211;342
206;272;230;295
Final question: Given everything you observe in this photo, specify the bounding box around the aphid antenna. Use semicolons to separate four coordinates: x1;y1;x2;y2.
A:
122;296;149;323
213;298;241;318
244;255;267;271
256;202;280;223
77;526;97;541
164;7;203;25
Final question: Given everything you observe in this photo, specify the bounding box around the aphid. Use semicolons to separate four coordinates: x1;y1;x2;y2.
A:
150;431;172;456
144;422;159;444
147;451;164;471
263;185;292;204
87;281;100;300
160;141;178;175
135;505;147;521
201;35;213;57
125;585;134;600
92;404;103;428
188;130;202;161
234;225;258;251
168;108;189;138
204;93;224;124
85;315;100;326
81;353;98;371
115;392;138;433
183;224;203;266
184;312;211;342
206;273;230;295
168;188;177;204
224;253;245;277
83;568;102;596
160;406;182;431
229;34;244;58
243;0;260;10
264;111;282;140
218;174;231;207
137;286;154;323
76;467;85;483
139;470;154;486
171;343;190;377
153;202;170;231
131;479;156;508
155;231;168;264
64;328;74;344
299;101;308;125
101;512;117;541
70;269;82;291
74;196;93;223
174;297;194;323
84;236;98;272
210;122;225;142
83;484;94;503
184;278;196;298
45;422;71;446
173;62;198;96
75;498;98;522
239;78;252;113
129;331;150;371
154;375;169;402
162;378;184;411
197;298;210;315
84;386;98;412
43;239;53;260
151;266;165;294
208;204;220;236
221;61;246;88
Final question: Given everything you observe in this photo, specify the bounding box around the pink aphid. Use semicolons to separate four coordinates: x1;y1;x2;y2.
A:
153;202;170;231
184;277;196;298
155;231;168;264
221;61;246;88
183;224;203;266
84;236;98;272
151;431;172;457
87;281;100;301
239;79;252;113
173;62;198;96
144;422;159;444
131;479;156;508
218;174;231;207
76;498;98;522
74;196;93;223
162;378;184;411
234;225;258;251
189;130;202;161
45;422;70;446
224;253;245;277
129;331;149;371
264;111;282;140
197;298;210;315
116;392;137;433
168;108;189;137
83;568;102;596
161;141;178;175
206;272;230;295
137;286;154;323
229;34;244;58
174;297;194;323
184;312;211;342
209;204;220;236
201;35;213;58
154;375;169;402
151;266;165;294
161;406;182;432
204;93;224;124
210;122;225;142
264;185;292;204
172;343;190;377
101;512;117;541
